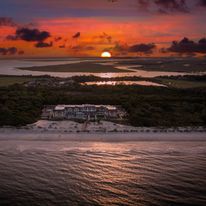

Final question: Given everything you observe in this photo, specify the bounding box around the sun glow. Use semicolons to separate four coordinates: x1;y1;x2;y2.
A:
101;51;112;58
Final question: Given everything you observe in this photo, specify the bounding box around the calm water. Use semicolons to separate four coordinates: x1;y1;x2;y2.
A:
0;59;191;78
82;81;166;87
0;140;206;206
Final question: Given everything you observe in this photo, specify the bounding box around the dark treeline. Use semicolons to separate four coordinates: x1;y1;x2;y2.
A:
71;75;150;83
71;75;206;83
0;83;206;127
158;75;206;82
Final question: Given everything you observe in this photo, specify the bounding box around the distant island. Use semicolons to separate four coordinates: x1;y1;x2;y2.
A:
17;58;206;73
18;62;131;73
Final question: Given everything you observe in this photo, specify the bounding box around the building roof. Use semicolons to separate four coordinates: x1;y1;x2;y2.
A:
54;104;117;111
55;105;65;111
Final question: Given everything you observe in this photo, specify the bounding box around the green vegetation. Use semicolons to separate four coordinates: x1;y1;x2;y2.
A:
15;57;206;74
118;58;206;73
154;75;206;89
18;62;131;73
0;74;205;127
0;81;206;127
1;74;205;89
0;76;34;87
71;75;206;89
156;79;206;89
71;75;150;83
2;57;206;127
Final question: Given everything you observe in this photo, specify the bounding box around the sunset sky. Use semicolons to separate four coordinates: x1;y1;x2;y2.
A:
1;0;206;57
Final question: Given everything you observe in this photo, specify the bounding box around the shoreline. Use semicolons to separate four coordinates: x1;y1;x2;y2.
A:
1;121;205;142
1;128;206;142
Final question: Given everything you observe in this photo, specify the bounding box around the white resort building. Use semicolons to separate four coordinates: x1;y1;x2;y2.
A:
42;105;125;121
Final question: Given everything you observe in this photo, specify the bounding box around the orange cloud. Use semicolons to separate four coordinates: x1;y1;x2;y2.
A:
1;13;205;57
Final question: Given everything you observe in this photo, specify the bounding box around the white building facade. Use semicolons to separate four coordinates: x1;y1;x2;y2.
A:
42;104;123;121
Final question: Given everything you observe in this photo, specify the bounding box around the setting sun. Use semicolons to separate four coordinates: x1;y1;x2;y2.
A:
101;51;112;58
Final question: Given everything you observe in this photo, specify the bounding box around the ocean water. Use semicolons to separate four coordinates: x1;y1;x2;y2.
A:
0;140;206;206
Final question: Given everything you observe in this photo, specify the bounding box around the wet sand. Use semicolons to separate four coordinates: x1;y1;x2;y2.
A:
1;120;205;141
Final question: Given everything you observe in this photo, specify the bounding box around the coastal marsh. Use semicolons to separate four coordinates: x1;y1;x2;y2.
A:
0;76;33;87
18;62;130;73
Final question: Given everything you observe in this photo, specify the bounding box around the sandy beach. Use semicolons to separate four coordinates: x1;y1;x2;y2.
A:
0;120;205;141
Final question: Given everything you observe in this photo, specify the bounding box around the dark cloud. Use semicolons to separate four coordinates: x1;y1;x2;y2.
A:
0;17;16;27
71;46;82;51
35;41;53;48
85;46;95;50
18;50;25;55
154;0;187;12
99;32;112;43
163;37;206;53
71;45;95;51
129;43;156;53
115;0;197;13
112;42;129;55
137;0;150;9
106;41;155;55
59;45;66;48
7;28;50;42
0;47;18;55
6;35;19;41
199;0;206;6
113;42;127;51
72;32;81;39
55;37;62;42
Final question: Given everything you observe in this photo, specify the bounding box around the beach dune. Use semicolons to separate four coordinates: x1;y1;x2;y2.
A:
0;120;205;142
